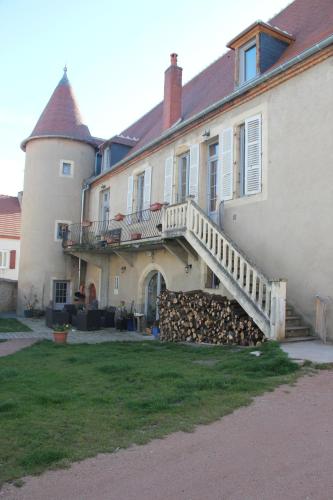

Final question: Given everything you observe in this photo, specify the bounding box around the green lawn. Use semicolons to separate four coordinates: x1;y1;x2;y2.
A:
0;318;32;333
0;340;299;485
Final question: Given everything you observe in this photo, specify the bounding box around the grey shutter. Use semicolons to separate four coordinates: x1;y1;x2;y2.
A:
189;144;199;202
164;156;174;204
220;128;233;201
245;115;262;195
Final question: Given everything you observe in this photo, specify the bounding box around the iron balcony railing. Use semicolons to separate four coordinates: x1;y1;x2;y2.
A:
63;207;163;250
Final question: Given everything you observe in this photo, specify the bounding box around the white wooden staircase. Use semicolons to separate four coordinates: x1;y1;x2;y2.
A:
162;200;287;340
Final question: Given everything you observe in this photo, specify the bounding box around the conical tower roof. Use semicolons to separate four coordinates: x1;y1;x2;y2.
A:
21;68;95;150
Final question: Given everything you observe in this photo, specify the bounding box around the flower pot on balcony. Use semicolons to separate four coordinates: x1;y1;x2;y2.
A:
131;233;142;240
150;202;163;212
114;213;125;221
82;220;92;227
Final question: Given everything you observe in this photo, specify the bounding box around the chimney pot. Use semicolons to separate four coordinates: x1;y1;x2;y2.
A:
170;53;178;66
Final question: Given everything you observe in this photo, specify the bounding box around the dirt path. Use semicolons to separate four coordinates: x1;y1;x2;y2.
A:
2;371;333;500
0;339;38;357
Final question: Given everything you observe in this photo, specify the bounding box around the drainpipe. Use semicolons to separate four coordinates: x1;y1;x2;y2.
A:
78;182;90;288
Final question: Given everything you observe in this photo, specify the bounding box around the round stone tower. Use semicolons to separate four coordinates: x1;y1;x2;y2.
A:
18;68;97;313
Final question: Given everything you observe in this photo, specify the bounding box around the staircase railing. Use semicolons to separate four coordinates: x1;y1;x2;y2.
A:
162;199;286;340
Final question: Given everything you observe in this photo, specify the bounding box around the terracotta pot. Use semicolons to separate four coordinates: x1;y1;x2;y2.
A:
53;331;68;344
131;233;142;240
150;202;163;212
82;220;92;227
114;213;125;221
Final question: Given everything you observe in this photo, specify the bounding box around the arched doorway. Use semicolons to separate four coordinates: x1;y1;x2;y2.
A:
145;271;166;325
88;283;96;305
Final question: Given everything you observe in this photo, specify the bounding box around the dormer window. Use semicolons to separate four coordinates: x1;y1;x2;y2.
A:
227;21;294;88
239;39;257;84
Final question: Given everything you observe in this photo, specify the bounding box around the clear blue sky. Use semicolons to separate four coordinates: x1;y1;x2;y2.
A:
0;0;291;195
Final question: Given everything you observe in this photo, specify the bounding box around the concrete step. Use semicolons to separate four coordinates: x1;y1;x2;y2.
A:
280;336;318;343
286;325;311;338
286;315;302;327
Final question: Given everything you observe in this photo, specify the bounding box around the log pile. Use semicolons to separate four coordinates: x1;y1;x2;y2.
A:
158;290;265;346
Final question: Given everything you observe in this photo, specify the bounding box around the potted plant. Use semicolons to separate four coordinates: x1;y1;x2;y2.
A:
23;287;39;317
130;232;142;240
114;213;125;221
150;202;163;212
52;324;70;344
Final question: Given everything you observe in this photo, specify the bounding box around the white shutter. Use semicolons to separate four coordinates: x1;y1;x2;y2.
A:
245;115;262;195
127;175;134;214
143;166;152;210
189;144;199;202
164;156;174;204
220;128;233;201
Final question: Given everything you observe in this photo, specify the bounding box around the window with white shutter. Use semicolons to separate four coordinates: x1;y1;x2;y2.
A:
164;156;174;204
127;175;134;214
189;144;199;202
245;114;262;195
143;166;152;210
220;128;233;201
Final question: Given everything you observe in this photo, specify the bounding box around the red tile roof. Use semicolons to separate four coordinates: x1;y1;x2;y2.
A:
0;195;21;239
120;0;333;157
21;70;95;151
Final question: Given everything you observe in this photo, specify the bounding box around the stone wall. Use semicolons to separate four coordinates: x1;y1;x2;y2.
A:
0;279;17;312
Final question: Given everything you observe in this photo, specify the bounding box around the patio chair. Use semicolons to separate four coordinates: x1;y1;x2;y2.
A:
45;307;70;329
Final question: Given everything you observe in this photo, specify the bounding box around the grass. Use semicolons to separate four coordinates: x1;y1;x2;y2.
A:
0;340;300;485
0;318;32;333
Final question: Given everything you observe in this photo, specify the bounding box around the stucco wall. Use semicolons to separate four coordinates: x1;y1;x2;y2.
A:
18;138;95;313
87;56;333;338
0;238;20;281
0;279;17;312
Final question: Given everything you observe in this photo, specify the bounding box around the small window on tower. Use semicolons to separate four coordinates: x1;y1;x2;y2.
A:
55;221;71;241
60;160;74;177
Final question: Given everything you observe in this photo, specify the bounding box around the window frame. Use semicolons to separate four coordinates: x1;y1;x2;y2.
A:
59;160;74;178
239;38;257;85
102;147;111;171
0;250;9;269
177;151;190;203
207;141;219;215
54;220;71;242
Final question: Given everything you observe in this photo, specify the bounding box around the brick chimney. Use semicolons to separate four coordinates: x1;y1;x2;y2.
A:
163;53;182;130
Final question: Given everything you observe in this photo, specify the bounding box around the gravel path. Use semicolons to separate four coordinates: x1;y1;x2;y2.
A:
2;370;333;500
0;339;38;357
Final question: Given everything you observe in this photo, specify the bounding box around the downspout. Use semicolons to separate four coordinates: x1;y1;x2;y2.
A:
78;182;90;288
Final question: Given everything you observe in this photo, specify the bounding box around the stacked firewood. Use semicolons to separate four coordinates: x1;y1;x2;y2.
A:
158;290;265;346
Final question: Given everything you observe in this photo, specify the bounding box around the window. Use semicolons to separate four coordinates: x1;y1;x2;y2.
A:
207;142;219;215
114;276;120;289
137;172;145;213
100;189;110;220
239;124;246;197
60;160;74;177
53;280;69;306
205;267;220;289
103;147;111;171
55;221;70;241
0;250;9;269
178;152;190;203
239;40;257;84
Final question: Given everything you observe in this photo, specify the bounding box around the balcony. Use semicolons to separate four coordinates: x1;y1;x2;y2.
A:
63;206;167;253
